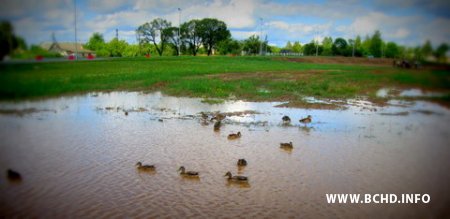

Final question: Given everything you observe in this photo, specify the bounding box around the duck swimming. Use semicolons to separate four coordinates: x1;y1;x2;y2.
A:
228;132;241;140
237;159;247;166
282;115;291;124
299;115;312;125
135;162;155;171
280;142;293;149
224;171;248;182
214;120;221;131
178;166;199;177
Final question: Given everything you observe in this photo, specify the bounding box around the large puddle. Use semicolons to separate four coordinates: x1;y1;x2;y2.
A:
1;92;449;218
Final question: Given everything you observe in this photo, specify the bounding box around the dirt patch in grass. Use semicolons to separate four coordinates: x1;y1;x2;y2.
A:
204;70;330;81
275;57;394;66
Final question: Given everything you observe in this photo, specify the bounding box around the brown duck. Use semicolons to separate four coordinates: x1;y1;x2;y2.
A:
299;115;312;125
228;132;241;140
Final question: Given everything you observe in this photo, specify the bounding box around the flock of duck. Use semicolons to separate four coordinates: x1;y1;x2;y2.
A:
5;113;312;185
134;113;313;184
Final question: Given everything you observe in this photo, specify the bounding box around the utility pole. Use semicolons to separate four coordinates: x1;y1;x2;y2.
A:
74;0;78;60
178;8;181;56
116;28;119;39
259;18;263;56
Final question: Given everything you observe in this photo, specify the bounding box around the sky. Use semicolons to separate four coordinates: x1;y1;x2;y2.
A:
1;0;449;47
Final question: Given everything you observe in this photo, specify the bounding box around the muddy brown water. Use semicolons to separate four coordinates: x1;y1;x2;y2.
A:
1;92;449;218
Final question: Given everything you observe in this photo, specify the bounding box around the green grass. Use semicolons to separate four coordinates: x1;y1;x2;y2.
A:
0;56;449;103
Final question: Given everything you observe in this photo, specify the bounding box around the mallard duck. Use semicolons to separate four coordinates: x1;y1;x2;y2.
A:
214;120;221;131
280;142;293;149
228;132;241;140
178;166;199;177
211;113;226;121
7;169;22;181
237;159;247;166
136;162;155;171
299;115;312;125
282;115;291;124
224;171;248;182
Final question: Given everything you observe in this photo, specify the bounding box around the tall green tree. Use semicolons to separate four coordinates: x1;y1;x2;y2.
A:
107;38;128;57
332;38;348;56
284;41;293;51
0;21;22;60
85;32;105;51
243;35;262;55
421;40;433;58
385;42;400;58
217;38;241;55
164;26;181;56
434;43;449;63
370;30;383;57
292;41;302;53
137;18;171;56
180;19;202;56
197;18;230;56
321;37;333;56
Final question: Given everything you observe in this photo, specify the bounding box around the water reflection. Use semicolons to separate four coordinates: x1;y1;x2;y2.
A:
0;91;449;218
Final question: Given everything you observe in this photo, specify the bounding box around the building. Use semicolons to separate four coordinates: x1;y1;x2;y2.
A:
40;42;94;57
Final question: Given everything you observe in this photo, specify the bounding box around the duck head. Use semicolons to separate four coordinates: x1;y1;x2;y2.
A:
136;162;142;167
224;171;232;178
237;132;241;137
178;166;185;172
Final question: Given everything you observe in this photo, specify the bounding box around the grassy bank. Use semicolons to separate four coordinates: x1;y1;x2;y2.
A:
0;56;449;104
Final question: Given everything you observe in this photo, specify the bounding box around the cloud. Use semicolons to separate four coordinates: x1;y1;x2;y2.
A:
87;0;131;13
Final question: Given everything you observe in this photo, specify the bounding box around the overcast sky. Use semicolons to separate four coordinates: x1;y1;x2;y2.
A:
1;0;449;47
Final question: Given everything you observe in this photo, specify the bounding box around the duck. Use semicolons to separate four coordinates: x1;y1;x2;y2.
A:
124;111;129;116
135;162;155;171
224;171;248;182
211;113;226;121
7;169;22;181
299;115;312;125
214;120;221;131
280;142;294;149
237;159;247;166
282;115;291;124
178;166;199;177
200;112;209;120
228;132;241;140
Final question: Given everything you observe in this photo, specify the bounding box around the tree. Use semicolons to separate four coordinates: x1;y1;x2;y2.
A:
243;35;263;55
217;38;241;55
332;38;348;56
284;41;293;51
385;42;400;58
370;30;383;57
292;41;302;53
303;41;322;56
164;26;181;56
107;38;128;57
0;21;21;61
433;43;449;63
361;35;371;56
180;19;202;56
197;18;230;56
322;37;333;56
85;32;105;51
137;18;171;56
421;40;433;58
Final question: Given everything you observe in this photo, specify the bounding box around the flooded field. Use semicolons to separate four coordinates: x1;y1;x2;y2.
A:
1;92;449;218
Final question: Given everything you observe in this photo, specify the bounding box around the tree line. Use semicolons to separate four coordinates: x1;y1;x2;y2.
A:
1;19;448;62
277;30;449;62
